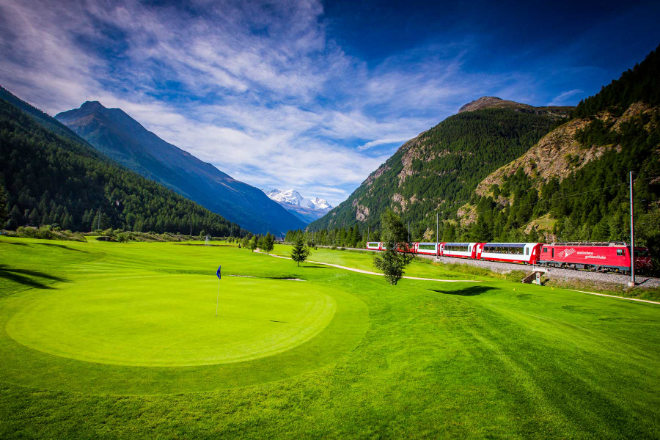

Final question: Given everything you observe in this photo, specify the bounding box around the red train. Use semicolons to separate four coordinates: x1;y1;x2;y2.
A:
365;241;652;274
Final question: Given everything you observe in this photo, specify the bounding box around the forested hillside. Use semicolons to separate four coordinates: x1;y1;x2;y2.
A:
0;90;245;236
309;102;568;236
573;45;660;118
303;47;659;255
453;46;659;252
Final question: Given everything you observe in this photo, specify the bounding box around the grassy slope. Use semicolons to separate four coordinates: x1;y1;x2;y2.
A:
1;237;659;439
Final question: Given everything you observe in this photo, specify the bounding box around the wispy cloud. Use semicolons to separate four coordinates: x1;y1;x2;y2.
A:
2;0;653;205
549;89;583;106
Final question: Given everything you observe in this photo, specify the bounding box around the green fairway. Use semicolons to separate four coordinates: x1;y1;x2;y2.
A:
1;237;659;438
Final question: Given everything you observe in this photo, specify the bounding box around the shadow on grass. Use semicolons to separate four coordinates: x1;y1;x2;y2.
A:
34;243;86;252
0;264;67;289
431;286;498;296
2;241;28;246
301;264;327;269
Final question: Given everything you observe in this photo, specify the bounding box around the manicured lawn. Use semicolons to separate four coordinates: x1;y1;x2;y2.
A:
0;237;658;438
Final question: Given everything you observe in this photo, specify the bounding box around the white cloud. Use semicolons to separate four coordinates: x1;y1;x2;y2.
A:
357;137;409;151
548;89;583;106
0;0;555;206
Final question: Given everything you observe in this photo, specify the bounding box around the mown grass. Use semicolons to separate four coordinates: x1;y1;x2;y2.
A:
276;243;659;300
0;236;659;439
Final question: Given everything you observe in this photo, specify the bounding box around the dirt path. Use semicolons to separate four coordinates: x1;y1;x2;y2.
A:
570;290;660;305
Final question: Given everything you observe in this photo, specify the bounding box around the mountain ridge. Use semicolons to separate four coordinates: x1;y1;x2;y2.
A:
307;46;658;253
56;101;305;234
459;96;572;117
458;47;660;245
0;87;244;236
309;103;568;235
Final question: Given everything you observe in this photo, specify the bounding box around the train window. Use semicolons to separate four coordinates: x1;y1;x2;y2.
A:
551;249;554;258
525;248;529;255
543;247;547;252
617;249;624;256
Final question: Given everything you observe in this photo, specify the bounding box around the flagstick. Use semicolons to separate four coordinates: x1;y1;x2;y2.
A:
215;280;220;317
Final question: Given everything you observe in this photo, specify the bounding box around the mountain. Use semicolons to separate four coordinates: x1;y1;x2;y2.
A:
55;102;304;235
309;100;569;237
461;45;659;250
459;96;572;116
0;87;243;236
308;47;658;255
266;189;332;223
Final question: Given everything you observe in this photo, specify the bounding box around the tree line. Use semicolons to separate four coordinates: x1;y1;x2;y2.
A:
285;225;377;249
0;97;246;237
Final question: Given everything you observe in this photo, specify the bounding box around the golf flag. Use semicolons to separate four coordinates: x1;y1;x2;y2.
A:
216;265;222;280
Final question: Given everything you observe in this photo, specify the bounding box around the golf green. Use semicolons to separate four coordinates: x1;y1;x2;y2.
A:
6;275;336;367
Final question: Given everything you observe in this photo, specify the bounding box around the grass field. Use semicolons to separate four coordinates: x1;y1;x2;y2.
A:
1;237;659;438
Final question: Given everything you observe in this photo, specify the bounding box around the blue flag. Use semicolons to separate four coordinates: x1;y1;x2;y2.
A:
216;265;221;280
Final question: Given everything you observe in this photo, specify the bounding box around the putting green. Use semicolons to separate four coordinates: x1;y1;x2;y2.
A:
6;275;336;367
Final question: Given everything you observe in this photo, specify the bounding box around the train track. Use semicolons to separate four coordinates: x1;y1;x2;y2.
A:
421;254;660;288
319;246;659;288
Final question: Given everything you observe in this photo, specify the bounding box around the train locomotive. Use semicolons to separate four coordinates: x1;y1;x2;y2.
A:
366;241;652;274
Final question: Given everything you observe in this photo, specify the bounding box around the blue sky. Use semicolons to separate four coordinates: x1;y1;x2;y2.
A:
0;0;658;205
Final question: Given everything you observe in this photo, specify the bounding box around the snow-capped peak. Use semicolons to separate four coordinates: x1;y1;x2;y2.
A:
309;197;331;210
267;188;304;206
266;189;332;211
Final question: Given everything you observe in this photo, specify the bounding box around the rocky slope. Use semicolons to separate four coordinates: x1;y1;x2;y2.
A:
309;100;568;234
467;100;658;238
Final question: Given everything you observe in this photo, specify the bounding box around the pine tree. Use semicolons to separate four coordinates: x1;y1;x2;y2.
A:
291;235;310;267
261;232;275;253
374;210;413;285
249;235;258;252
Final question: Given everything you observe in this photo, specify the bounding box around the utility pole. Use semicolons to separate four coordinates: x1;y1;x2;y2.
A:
407;221;410;243
367;226;370;242
629;171;635;287
436;212;439;257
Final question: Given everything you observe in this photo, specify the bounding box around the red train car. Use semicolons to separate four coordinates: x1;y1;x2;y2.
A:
539;242;652;273
440;242;480;259
415;242;440;256
366;242;382;251
365;242;414;252
478;243;542;265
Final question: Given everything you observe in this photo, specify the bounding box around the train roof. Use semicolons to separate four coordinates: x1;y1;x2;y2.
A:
483;243;534;247
549;242;627;247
